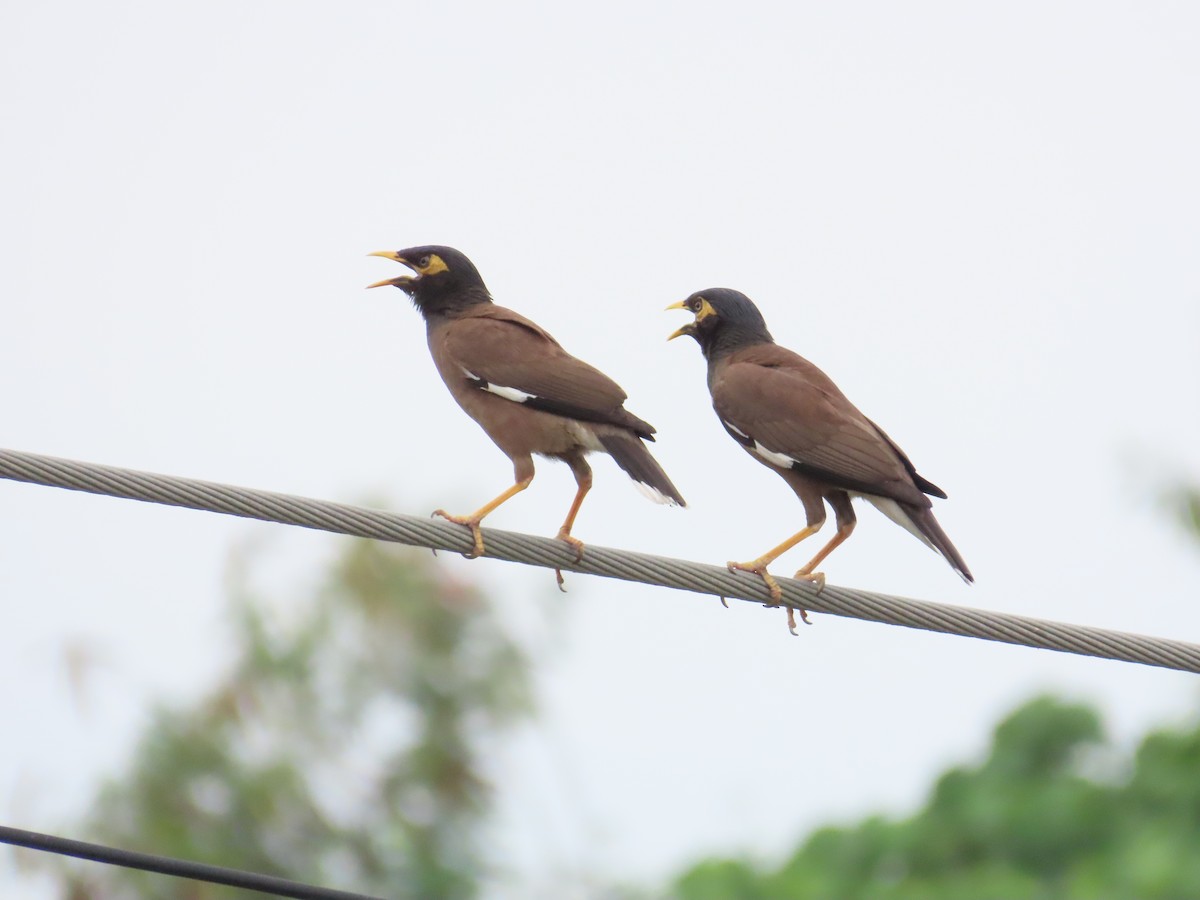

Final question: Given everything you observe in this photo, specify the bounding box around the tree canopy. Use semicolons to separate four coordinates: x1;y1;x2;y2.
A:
671;695;1200;899
51;538;532;899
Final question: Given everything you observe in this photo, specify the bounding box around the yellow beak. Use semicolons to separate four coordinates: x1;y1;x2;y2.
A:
665;300;696;341
366;277;403;289
366;250;415;289
667;325;696;341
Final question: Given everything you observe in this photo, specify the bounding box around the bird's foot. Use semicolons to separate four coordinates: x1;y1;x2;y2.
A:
552;530;585;592
555;529;586;563
726;559;783;606
431;510;485;559
781;569;825;633
793;569;826;593
725;561;819;634
785;604;812;635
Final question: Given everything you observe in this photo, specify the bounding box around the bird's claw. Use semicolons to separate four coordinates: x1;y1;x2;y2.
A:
794;569;826;593
787;607;800;635
554;530;586;563
431;509;485;559
552;530;586;592
781;570;824;631
726;559;782;606
726;560;817;633
785;604;812;635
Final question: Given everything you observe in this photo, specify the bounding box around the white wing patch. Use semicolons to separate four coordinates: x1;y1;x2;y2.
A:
726;420;800;470
484;383;535;403
723;420;750;439
752;441;798;469
461;367;536;404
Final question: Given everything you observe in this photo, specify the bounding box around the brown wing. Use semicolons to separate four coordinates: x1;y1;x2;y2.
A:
437;305;654;437
711;343;930;505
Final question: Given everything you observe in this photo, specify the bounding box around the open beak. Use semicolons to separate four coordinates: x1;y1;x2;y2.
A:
366;251;418;289
665;300;696;341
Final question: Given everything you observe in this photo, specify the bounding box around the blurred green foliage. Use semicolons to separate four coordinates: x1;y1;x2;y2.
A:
670;696;1200;899
1168;484;1200;548
668;481;1200;900
55;539;532;899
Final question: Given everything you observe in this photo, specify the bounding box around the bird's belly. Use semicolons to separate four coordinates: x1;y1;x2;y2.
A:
454;389;597;458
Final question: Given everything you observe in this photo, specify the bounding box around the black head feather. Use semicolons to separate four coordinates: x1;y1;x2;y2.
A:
369;244;492;317
674;288;774;360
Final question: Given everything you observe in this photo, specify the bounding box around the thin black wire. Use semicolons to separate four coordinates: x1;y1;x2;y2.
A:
0;825;385;899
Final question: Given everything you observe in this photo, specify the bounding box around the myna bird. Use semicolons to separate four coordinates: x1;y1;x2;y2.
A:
668;288;971;632
368;245;685;577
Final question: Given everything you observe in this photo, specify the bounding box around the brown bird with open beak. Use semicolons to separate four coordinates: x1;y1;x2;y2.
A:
668;288;971;633
369;245;685;579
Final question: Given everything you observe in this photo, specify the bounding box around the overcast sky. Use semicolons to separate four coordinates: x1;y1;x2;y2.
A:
3;2;1199;896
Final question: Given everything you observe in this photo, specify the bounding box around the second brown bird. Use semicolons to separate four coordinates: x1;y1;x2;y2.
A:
669;288;971;633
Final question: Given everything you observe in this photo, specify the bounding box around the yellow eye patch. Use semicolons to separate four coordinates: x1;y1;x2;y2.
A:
693;297;717;321
418;254;449;276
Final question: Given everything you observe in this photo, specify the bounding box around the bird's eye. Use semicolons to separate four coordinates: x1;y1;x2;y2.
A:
418;256;431;268
690;298;702;311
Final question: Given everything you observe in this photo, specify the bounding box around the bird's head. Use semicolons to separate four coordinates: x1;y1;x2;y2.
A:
666;288;773;358
367;244;491;315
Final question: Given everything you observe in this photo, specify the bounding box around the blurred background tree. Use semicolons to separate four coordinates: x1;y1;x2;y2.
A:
1165;483;1200;549
667;486;1200;900
668;695;1200;899
47;538;532;899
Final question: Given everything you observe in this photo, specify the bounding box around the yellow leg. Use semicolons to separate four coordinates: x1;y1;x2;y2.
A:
727;524;822;605
727;525;827;635
433;477;532;559
552;481;589;592
553;458;593;591
555;479;592;562
793;522;856;592
771;520;857;633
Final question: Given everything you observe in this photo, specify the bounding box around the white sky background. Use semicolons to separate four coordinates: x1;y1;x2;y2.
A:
3;1;1200;895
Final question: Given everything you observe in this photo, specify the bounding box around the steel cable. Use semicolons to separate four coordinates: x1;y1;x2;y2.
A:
3;447;1198;673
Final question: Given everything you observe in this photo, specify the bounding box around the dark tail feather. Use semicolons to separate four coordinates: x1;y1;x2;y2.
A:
905;503;973;584
597;431;686;507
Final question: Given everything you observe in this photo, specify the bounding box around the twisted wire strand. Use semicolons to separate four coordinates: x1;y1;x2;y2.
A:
3;447;1198;673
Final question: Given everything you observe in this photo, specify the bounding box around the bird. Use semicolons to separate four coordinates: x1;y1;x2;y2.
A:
667;288;971;633
368;245;685;581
